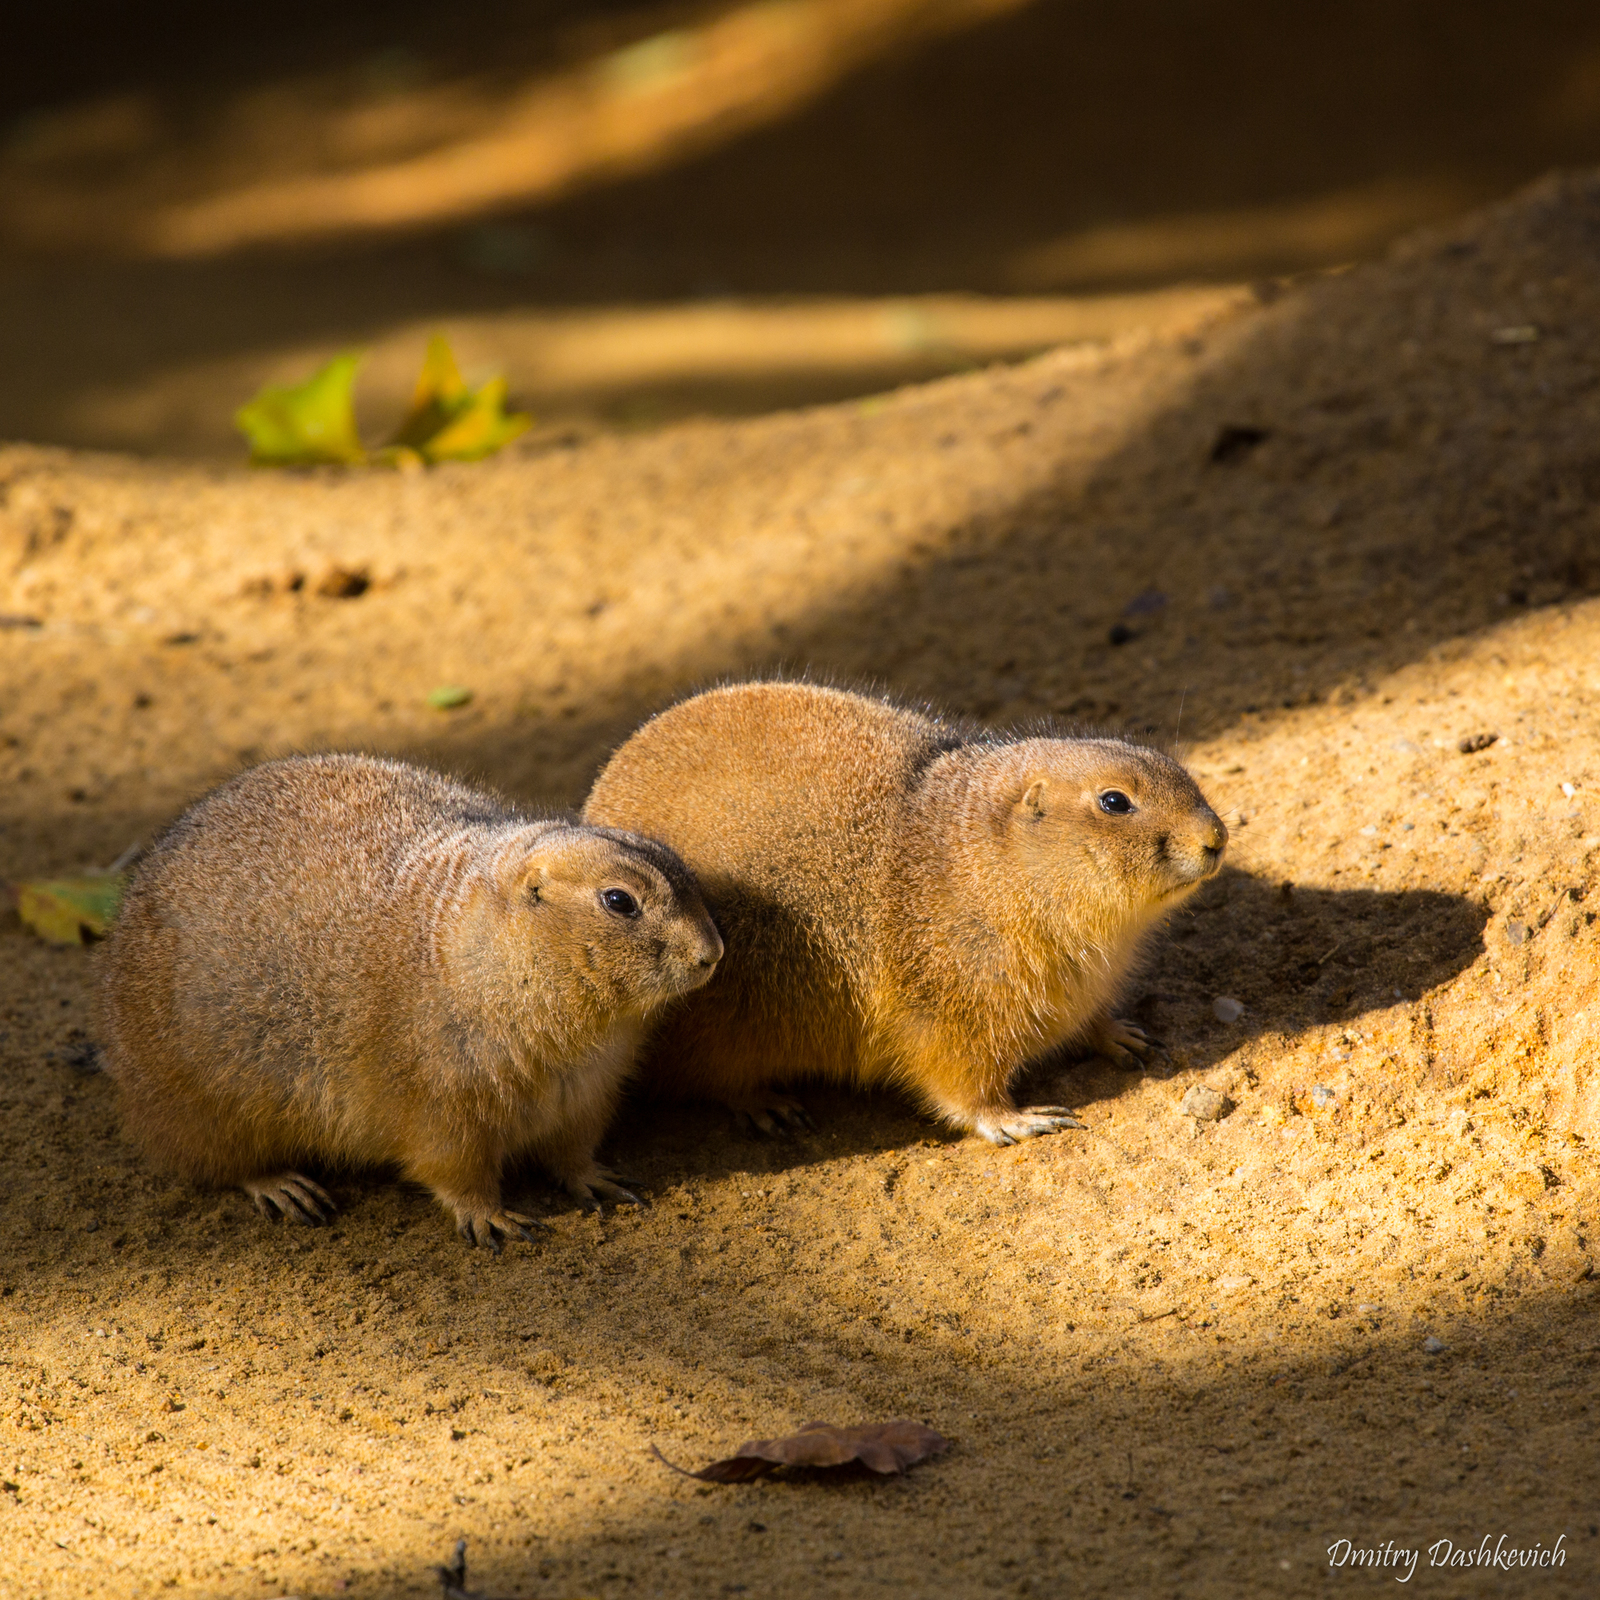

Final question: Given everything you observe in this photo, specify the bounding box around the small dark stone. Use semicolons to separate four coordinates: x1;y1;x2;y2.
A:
1457;732;1499;754
1209;425;1270;464
1108;623;1136;646
316;566;370;599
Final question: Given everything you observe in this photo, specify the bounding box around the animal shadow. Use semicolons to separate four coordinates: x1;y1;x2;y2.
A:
1107;866;1486;1079
550;867;1488;1190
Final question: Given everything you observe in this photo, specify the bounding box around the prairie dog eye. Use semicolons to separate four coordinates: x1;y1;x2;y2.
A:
600;887;640;918
1098;790;1135;816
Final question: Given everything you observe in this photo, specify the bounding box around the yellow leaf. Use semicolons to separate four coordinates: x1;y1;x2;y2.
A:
390;333;470;452
7;873;127;945
390;334;531;462
421;376;531;462
234;352;366;466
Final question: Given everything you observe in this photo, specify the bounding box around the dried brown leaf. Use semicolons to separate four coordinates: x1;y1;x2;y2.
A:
654;1419;949;1483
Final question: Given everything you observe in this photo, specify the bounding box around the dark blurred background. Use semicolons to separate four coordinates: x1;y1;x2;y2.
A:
6;0;1600;453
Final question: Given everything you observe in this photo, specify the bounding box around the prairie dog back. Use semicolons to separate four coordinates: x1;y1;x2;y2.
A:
100;754;723;1247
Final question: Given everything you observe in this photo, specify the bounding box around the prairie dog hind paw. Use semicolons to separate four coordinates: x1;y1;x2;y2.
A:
723;1092;815;1138
971;1106;1087;1146
243;1171;337;1225
1085;1017;1155;1067
564;1166;648;1214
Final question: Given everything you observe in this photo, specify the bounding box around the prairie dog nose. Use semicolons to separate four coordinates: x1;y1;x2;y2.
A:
699;927;725;968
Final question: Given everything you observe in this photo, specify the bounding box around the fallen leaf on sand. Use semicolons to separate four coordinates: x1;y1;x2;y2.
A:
237;337;529;468
388;334;531;464
5;872;127;945
235;351;366;466
653;1420;949;1483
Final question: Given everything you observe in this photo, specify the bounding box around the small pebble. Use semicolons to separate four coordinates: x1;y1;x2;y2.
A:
84;1219;99;1233
1212;996;1244;1023
1422;1335;1445;1355
1123;588;1168;617
1505;920;1528;946
1180;1085;1231;1122
1458;731;1498;754
1359;824;1377;837
1562;782;1576;798
1310;1085;1336;1110
1400;822;1414;831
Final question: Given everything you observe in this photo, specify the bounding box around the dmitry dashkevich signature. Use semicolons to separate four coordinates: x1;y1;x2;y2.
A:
1327;1535;1568;1582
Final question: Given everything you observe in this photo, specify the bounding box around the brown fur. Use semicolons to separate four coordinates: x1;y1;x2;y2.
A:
583;682;1225;1144
99;754;723;1246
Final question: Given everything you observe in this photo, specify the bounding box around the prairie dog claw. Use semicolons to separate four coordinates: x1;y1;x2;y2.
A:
972;1105;1087;1146
453;1206;547;1253
565;1166;648;1213
726;1094;814;1138
1086;1017;1154;1068
243;1172;337;1225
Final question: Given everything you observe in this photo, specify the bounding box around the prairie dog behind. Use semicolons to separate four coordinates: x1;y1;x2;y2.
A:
584;682;1224;1144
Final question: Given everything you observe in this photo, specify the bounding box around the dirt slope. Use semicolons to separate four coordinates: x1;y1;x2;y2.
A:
2;173;1598;1597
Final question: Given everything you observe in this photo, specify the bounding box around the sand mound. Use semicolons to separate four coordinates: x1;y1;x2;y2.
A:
2;173;1597;1597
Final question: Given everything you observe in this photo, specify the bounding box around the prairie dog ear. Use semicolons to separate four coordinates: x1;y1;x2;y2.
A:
1020;779;1048;819
517;854;554;902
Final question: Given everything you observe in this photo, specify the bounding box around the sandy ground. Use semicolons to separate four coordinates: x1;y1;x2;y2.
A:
3;172;1600;1597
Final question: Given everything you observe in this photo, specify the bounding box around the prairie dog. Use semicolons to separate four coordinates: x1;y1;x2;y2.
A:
583;682;1224;1145
99;755;723;1248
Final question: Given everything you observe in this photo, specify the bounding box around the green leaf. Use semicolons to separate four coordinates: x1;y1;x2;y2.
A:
426;685;473;710
235;352;367;466
235;337;528;469
390;334;531;463
5;872;127;945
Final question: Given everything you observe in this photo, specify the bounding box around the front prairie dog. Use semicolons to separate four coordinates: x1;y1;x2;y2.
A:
99;755;722;1248
584;683;1225;1145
